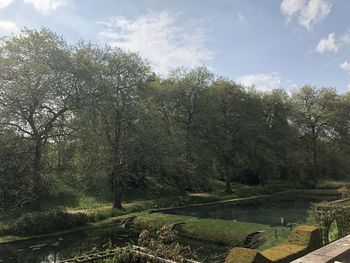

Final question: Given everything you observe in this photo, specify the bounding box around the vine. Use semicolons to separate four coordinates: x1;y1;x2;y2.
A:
308;199;350;244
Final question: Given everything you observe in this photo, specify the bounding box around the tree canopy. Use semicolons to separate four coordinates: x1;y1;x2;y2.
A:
1;29;350;210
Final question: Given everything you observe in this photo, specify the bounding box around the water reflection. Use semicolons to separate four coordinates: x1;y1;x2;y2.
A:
162;196;335;226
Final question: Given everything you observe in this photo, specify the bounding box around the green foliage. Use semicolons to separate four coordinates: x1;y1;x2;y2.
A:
0;132;33;211
308;200;350;244
102;244;141;263
87;202;154;222
138;225;197;262
289;86;340;186
7;210;89;235
1;28;350;215
0;28;78;208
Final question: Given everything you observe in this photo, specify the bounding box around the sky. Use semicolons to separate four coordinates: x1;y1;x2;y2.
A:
0;0;350;93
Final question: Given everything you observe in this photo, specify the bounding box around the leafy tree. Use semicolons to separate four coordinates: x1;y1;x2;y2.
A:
166;67;214;160
202;80;264;192
289;86;339;185
74;44;150;208
149;67;214;193
0;29;76;209
260;89;292;180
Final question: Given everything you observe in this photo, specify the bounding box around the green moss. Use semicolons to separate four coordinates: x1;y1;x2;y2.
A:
225;248;270;263
287;225;322;250
261;244;305;263
261;225;322;263
223;225;322;263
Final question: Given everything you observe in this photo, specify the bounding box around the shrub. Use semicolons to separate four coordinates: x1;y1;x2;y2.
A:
102;245;142;263
338;186;350;199
8;210;89;235
138;225;197;262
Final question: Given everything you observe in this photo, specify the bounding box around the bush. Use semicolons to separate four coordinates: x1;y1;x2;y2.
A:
138;225;197;262
8;210;89;235
338;186;350;199
103;244;142;263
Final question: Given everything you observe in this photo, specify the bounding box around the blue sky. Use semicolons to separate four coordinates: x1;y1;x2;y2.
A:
0;0;350;93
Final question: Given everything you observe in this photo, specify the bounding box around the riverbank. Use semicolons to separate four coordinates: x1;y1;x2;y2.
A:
0;188;338;246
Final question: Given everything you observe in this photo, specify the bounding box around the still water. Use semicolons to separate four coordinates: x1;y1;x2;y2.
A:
161;196;335;226
0;225;138;263
0;196;334;262
0;225;227;263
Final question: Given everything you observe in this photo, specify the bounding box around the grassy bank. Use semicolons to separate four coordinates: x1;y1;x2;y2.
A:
132;212;290;246
0;183;340;246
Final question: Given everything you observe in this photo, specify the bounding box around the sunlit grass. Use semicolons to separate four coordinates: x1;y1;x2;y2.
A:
133;212;279;245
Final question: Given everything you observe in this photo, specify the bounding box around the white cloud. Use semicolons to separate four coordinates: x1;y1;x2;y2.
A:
237;73;282;92
341;31;350;44
0;0;14;9
98;11;213;75
281;0;332;29
316;33;338;53
281;0;306;19
340;62;350;90
340;61;350;73
0;20;19;35
24;0;68;14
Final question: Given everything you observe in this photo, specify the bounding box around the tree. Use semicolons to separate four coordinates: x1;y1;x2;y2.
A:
289;86;339;185
0;29;76;209
150;67;214;193
75;44;150;208
203;80;264;192
260;89;292;180
334;92;350;148
166;67;214;161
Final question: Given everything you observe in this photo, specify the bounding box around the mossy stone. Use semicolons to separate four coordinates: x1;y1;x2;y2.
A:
287;225;322;250
261;225;322;263
225;247;271;263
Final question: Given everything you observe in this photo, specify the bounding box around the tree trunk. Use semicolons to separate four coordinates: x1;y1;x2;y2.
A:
311;137;319;186
185;120;193;162
32;139;43;210
224;166;232;193
112;122;123;209
112;164;123;209
175;162;188;196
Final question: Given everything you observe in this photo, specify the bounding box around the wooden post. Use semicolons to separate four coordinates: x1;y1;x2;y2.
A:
274;228;278;239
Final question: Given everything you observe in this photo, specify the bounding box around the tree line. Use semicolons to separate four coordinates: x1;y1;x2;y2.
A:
1;29;350;211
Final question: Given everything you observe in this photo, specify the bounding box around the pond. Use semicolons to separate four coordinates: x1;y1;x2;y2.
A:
0;225;139;263
161;196;335;226
0;225;227;263
0;195;335;262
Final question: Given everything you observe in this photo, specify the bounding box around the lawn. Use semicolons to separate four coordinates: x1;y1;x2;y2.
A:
133;212;290;246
